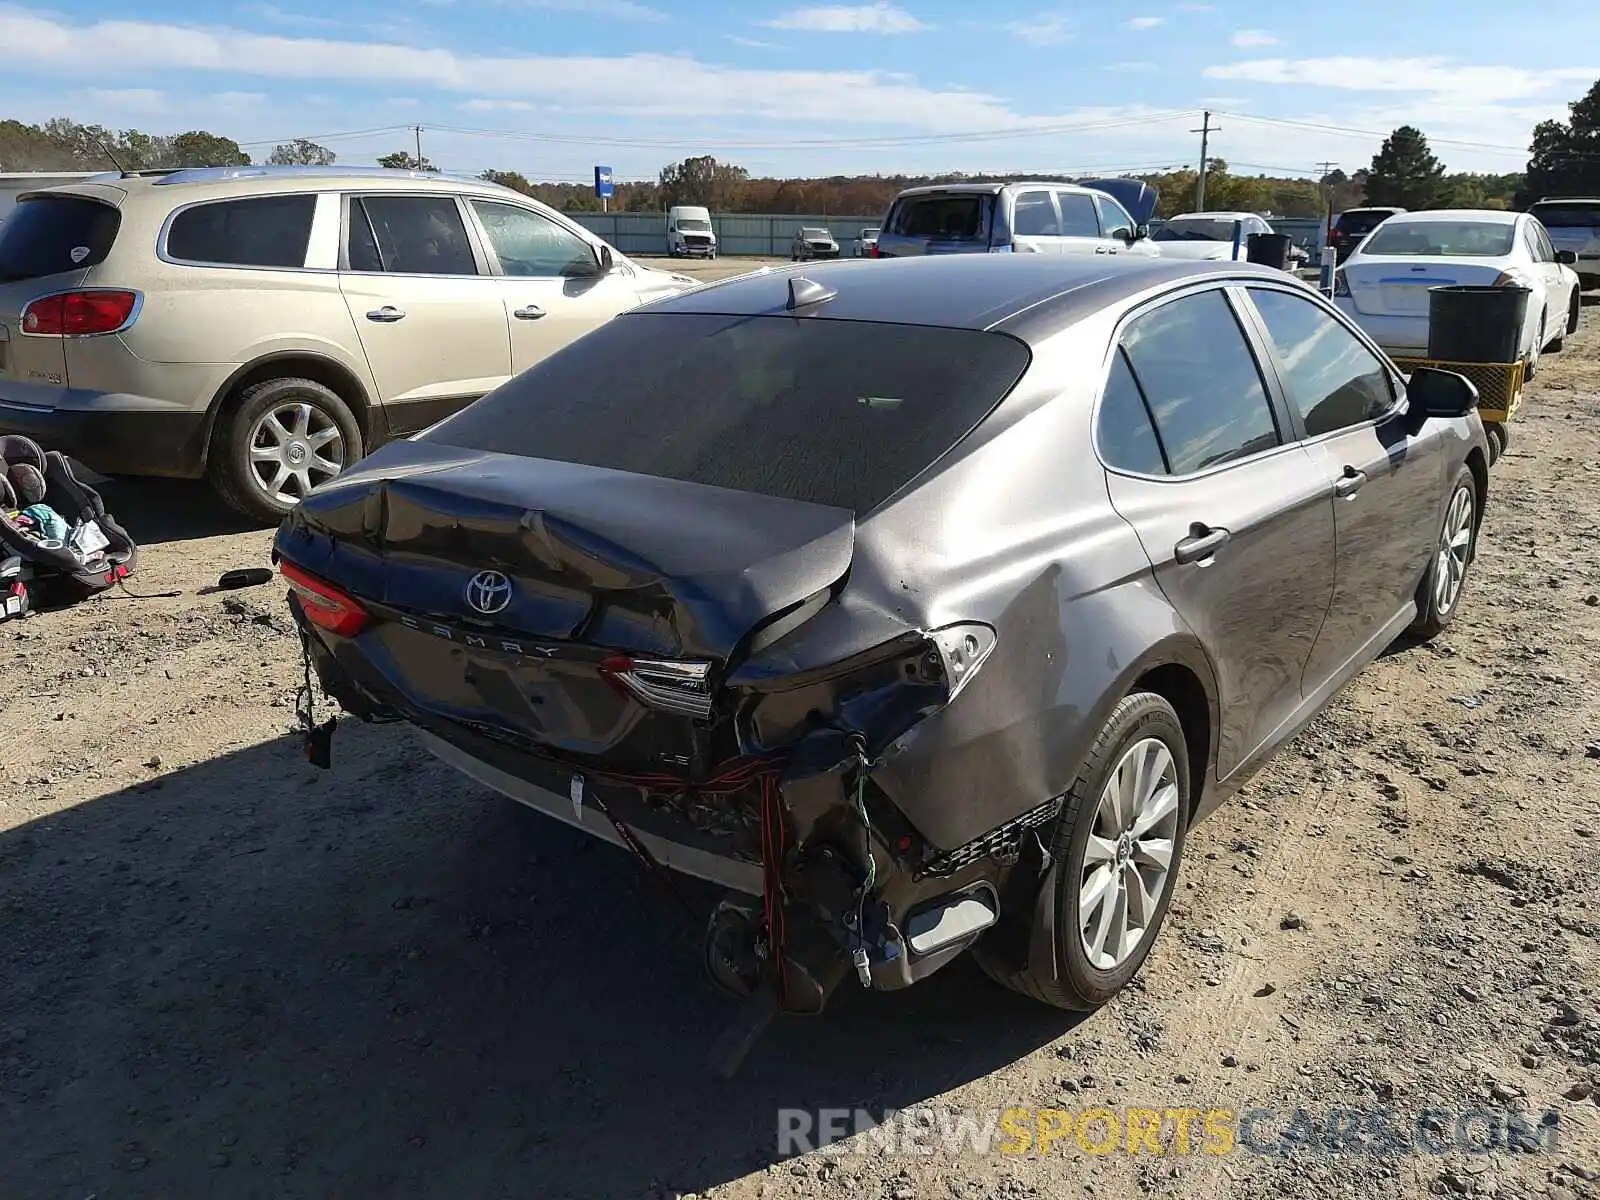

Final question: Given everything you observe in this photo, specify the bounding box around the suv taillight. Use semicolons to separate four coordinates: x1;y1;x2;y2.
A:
21;290;138;336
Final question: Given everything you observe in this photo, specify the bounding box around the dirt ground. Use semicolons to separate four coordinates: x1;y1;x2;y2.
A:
1;278;1597;1200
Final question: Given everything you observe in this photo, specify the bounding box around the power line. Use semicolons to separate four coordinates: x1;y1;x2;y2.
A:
1212;111;1531;154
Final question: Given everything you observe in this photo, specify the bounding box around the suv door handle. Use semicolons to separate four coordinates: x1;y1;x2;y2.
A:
1174;524;1231;565
1334;467;1367;498
512;305;546;320
365;306;405;323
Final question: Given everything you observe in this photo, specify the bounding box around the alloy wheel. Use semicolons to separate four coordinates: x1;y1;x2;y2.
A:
1079;737;1181;970
247;400;346;506
1434;485;1474;618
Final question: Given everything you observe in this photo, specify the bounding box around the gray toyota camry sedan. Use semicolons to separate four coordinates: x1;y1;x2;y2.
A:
276;254;1489;1034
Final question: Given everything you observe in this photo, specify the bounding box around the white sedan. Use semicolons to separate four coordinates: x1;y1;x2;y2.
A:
1333;209;1581;372
1149;211;1304;264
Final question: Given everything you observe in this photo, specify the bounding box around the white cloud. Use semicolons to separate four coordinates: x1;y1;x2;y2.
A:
763;3;927;33
240;3;344;29
726;33;781;48
1105;61;1155;72
1205;56;1598;104
1126;16;1163;29
1231;30;1277;47
87;87;170;113
460;98;537;111
1006;13;1071;45
385;96;421;107
0;7;1164;132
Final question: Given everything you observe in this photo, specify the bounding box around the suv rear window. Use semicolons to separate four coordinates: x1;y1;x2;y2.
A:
1529;201;1600;229
1335;210;1396;236
424;312;1031;514
887;194;994;244
0;195;121;283
166;194;316;268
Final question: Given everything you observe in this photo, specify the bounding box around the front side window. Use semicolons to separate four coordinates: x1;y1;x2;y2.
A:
1248;288;1394;437
346;195;478;276
471;200;596;277
166;194;316;268
1057;192;1101;238
1096;196;1134;240
1119;290;1280;474
1012;191;1058;237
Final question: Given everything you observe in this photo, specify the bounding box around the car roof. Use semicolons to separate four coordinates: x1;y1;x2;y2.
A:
638;255;1291;339
29;164;528;208
1383;208;1518;225
893;180;1098;199
1168;211;1260;220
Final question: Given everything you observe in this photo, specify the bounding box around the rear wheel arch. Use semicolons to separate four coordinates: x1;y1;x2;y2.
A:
202;352;376;466
1130;660;1215;821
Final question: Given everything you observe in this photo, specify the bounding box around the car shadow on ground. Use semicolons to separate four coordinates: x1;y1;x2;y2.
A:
94;476;265;547
0;720;1073;1199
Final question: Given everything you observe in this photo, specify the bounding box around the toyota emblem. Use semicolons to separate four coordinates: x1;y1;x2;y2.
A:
464;570;513;616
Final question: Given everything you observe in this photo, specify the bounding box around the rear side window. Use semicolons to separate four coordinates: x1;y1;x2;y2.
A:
887;194;993;243
0;196;120;283
347;195;478;276
1097;349;1168;474
1120;290;1280;474
1057;193;1102;238
1248;288;1394;437
424;313;1032;514
166;195;316;268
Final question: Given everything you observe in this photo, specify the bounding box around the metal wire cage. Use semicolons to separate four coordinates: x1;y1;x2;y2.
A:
1391;357;1526;424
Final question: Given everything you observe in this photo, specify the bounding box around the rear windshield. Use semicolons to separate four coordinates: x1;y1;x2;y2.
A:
424;313;1032;514
0;195;121;283
1361;221;1516;257
887;194;994;244
1530;201;1600;229
1153;217;1239;243
1335;211;1395;235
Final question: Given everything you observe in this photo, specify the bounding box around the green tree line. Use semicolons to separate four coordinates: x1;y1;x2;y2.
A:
6;77;1599;217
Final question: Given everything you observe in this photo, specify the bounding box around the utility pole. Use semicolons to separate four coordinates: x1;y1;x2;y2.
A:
1192;111;1216;210
414;125;424;170
1315;159;1338;243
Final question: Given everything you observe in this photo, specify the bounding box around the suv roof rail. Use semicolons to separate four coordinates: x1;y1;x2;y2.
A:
149;165;486;187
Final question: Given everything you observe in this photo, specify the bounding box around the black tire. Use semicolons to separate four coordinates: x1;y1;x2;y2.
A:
1410;464;1478;639
975;692;1190;1010
209;376;364;524
1485;424;1503;467
1569;291;1582;335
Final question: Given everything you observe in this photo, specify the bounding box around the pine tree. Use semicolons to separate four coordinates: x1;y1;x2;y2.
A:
1365;126;1447;209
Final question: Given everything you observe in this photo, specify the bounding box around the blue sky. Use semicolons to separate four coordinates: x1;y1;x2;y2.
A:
0;0;1595;182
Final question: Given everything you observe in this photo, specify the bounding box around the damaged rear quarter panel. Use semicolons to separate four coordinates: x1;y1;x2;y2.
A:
737;319;1219;852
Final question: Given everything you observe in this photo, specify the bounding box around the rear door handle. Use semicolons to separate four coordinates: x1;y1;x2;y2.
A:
1334;467;1367;498
512;305;546;320
365;306;405;323
1174;525;1231;565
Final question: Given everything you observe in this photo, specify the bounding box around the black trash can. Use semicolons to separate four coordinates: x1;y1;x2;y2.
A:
1245;232;1293;271
1427;285;1530;364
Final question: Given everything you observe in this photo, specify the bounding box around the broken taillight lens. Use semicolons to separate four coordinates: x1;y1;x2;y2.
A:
600;654;715;719
280;561;371;637
927;623;998;703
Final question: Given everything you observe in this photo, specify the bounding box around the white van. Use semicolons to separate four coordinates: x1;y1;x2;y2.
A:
666;206;717;258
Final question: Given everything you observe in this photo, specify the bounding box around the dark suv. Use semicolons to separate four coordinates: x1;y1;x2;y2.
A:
277;256;1489;1036
1330;206;1406;263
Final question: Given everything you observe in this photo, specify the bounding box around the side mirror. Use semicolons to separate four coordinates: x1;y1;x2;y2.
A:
1555;249;1577;265
1133;224;1150;242
1405;366;1478;431
598;244;614;272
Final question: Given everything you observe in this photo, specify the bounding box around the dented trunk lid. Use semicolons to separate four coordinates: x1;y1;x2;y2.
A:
276;439;853;766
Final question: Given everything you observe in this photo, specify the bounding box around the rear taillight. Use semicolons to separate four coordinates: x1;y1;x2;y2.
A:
20;290;138;336
1490;271;1530;288
1333;272;1351;298
600;654;714;719
280;561;370;637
